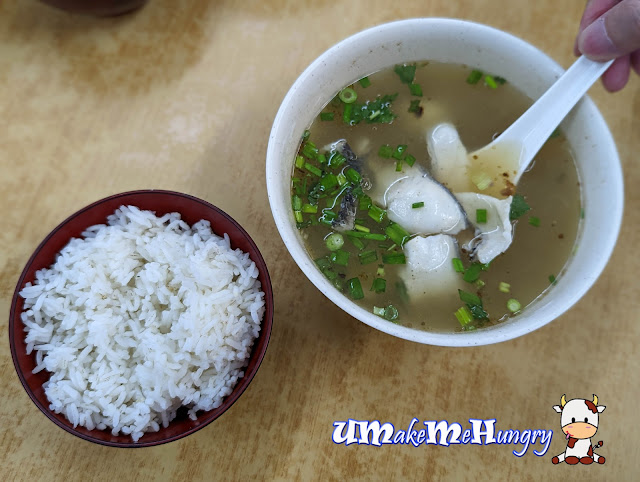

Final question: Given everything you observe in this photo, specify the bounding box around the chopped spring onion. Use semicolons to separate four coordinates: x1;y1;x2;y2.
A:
345;167;362;184
336;173;347;186
507;298;522;313
368;204;386;223
471;171;493;191
319;173;338;191
476;208;487;224
495;76;507;85
409;83;423;96
302;142;318;159
325;233;344;251
395;160;403;172
320;112;334;121
339;87;358;104
358;249;378;265
454;306;473;326
392;144;407;160
475;279;486;289
347;278;365;300
548;275;557;284
376;265;385;277
328;152;346;168
404;154;416;166
452;258;464;273
294;211;303;223
343;103;353;123
528;216;541;227
382;252;406;264
302;130;310;140
315;257;331;270
359;76;371;88
317;153;326;164
295;155;305;169
466;70;483;84
412;202;425;209
463;262;484;283
354;224;370;233
302;203;317;214
347;231;387;241
498;281;511;293
373;306;385;316
385;223;411;247
370;278;386;293
292;195;302;211
484;75;498;89
319;209;337;226
348;236;365;250
357;196;371;212
396;280;409;304
329;249;350;266
383;304;399;321
378;144;393;158
304;163;322;177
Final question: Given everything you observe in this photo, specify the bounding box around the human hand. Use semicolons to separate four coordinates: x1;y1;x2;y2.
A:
575;0;640;92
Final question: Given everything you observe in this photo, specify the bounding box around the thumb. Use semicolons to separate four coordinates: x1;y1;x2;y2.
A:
578;0;640;60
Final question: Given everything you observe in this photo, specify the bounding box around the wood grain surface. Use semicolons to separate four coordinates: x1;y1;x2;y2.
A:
1;0;638;480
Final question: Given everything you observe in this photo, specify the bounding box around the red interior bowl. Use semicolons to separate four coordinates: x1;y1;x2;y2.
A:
9;190;273;447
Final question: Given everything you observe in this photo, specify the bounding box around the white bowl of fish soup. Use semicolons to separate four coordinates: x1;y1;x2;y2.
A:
266;18;623;346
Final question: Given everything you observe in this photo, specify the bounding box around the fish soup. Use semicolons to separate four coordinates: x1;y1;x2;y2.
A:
290;62;581;332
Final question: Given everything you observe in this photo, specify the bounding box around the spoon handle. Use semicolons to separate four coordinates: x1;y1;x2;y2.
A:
504;56;613;180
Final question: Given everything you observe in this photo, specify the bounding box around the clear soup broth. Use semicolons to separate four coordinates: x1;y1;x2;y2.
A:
291;62;581;332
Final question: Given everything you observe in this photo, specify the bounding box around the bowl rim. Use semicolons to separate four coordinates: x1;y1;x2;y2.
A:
9;189;274;447
266;18;623;346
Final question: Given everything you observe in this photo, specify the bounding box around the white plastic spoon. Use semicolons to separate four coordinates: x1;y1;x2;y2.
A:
467;56;614;194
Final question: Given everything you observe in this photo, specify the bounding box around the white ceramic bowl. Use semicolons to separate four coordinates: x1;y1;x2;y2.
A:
266;18;623;346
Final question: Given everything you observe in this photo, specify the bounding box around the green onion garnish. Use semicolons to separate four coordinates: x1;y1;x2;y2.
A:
302;142;318;159
394;64;416;84
359;76;371;88
345;167;362;184
408;100;421;114
409;83;423;96
354;224;370;233
475;279;486;289
373;306;385;316
476;209;487;224
328;152;346;168
484;75;498;89
347;231;387;241
329;249;350;266
347;278;365;300
507;298;522;313
319;209;337;225
302;130;310;140
404;154;416;167
471;171;492;191
302;203;317;214
466;70;483;84
339;87;358;104
319;173;338;192
317;153;326;164
294;211;303;223
304;163;322;177
452;258;464;273
495;76;507;85
315;257;331;270
384;305;399;321
498;281;511;293
376;265;385;277
385;223;411;247
396;280;409;304
295;155;305;169
509;194;531;220
358;249;378;265
528;216;541;227
368;204;386;223
359;195;372;211
412;202;425;209
391;144;407;160
370;278;386;293
348;236;365;250
548;275;557;284
292;195;302;211
325;233;344;251
395;160;403;172
463;262;484;283
343;103;353;123
320;112;334;121
382;252;406;264
454;306;473;326
378;144;393;158
458;289;489;320
336;173;347;186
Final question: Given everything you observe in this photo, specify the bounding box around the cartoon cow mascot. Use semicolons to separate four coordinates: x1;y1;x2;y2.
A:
552;394;605;465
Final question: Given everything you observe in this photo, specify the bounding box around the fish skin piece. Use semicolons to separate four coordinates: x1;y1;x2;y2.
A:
455;192;513;264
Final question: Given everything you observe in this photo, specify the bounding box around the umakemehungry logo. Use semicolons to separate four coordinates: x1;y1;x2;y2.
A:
331;418;553;457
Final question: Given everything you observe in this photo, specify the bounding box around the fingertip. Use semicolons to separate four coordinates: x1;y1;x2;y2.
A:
601;56;631;92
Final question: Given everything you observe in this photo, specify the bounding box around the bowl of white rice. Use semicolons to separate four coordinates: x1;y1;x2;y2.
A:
9;190;273;447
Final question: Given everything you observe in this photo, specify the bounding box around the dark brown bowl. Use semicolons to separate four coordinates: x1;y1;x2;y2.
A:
39;0;148;16
9;190;273;447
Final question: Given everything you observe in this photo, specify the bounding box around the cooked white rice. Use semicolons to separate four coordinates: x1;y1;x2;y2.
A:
19;205;265;442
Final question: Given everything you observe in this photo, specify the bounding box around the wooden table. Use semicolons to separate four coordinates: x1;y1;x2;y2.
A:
1;1;638;480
